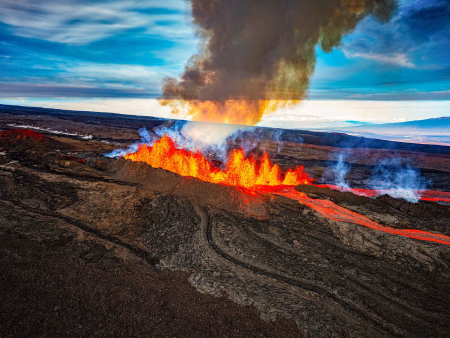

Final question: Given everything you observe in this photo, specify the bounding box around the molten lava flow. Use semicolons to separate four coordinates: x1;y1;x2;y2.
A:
260;186;450;246
318;184;450;203
124;134;311;189
419;191;450;203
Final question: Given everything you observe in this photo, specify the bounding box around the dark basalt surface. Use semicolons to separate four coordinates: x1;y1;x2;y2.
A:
1;106;450;337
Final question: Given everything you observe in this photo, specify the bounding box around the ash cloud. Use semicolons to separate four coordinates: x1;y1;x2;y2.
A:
160;0;397;124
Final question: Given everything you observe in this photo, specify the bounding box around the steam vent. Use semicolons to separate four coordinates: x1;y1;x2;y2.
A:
2;0;450;337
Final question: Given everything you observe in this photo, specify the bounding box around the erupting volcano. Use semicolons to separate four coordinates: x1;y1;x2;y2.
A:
125;134;311;188
123;133;450;247
3;0;450;333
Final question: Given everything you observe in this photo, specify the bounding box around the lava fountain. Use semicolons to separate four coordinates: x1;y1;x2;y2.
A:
125;134;311;188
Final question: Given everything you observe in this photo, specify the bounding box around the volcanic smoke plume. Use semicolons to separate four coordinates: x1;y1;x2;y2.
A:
160;0;397;125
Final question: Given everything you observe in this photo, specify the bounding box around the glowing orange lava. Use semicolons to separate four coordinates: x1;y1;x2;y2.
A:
125;134;311;188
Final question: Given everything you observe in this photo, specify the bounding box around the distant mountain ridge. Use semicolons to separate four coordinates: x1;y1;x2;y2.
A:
336;116;450;146
342;117;450;133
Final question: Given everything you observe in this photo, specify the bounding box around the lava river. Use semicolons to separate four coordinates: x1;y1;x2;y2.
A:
317;184;450;203
124;134;450;246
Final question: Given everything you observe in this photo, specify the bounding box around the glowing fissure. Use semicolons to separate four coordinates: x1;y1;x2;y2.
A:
125;134;311;188
124;134;450;246
318;184;450;203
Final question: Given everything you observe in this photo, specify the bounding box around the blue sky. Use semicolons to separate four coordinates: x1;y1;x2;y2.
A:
0;0;197;99
0;0;449;121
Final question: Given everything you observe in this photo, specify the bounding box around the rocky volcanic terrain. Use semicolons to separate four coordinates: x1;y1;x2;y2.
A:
1;105;450;337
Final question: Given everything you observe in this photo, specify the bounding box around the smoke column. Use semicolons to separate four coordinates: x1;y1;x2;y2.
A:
328;153;351;189
159;0;397;125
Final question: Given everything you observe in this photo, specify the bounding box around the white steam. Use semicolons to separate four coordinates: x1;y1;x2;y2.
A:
106;121;257;162
324;151;432;203
324;152;351;189
366;158;430;203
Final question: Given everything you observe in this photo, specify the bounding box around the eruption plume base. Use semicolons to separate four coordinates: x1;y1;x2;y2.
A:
158;99;299;125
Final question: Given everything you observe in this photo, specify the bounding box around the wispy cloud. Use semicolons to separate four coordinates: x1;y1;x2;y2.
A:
0;0;193;45
0;0;197;99
344;50;417;68
341;0;450;69
0;58;176;97
61;62;172;88
0;82;158;98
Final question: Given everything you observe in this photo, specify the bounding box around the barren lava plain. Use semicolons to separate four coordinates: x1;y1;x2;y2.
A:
1;104;450;338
